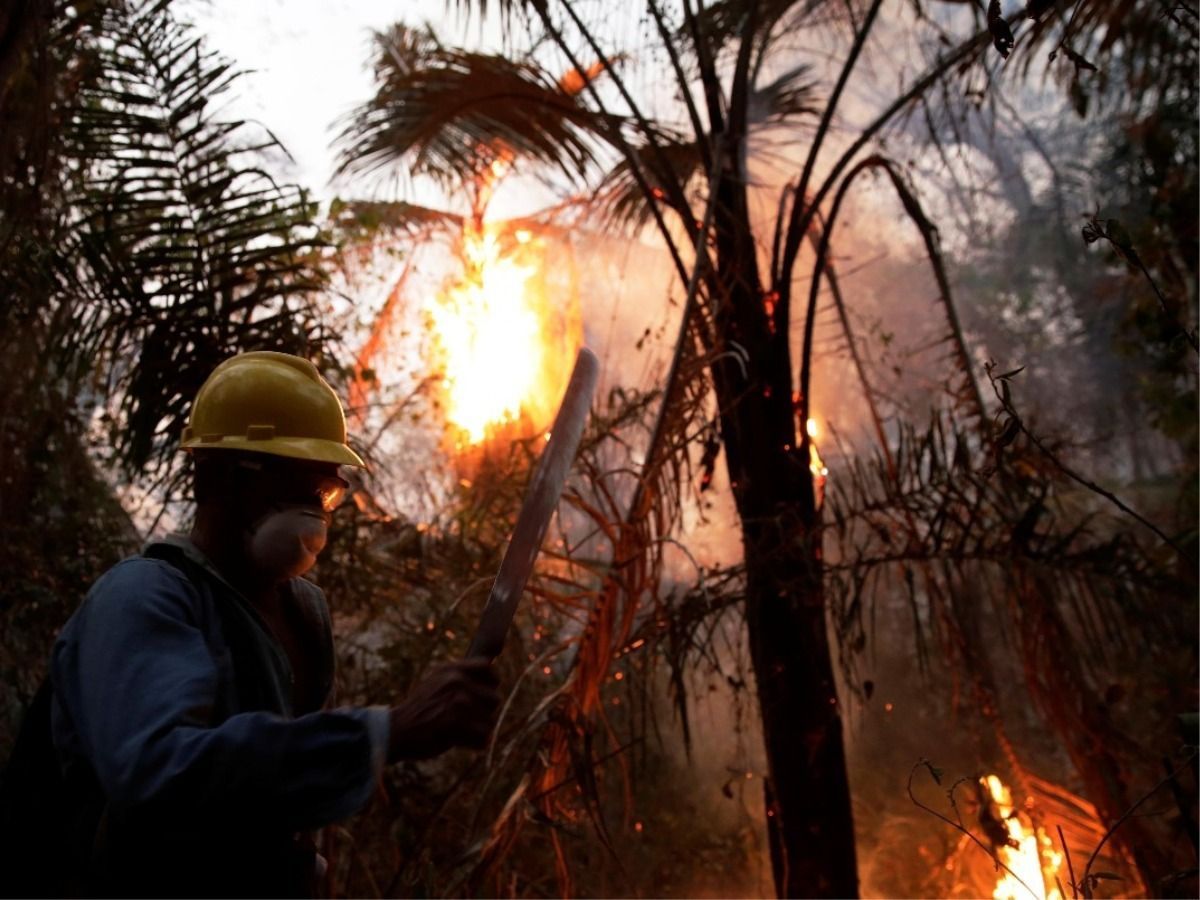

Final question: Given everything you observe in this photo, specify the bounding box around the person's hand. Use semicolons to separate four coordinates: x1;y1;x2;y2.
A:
387;659;501;762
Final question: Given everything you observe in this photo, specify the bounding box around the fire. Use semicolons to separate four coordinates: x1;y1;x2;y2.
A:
806;417;829;479
806;417;828;508
428;222;580;445
983;774;1064;900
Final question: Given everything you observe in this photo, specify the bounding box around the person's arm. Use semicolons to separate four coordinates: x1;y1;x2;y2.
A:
51;558;389;832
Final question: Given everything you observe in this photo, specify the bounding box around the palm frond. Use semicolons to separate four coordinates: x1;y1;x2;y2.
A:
593;130;704;231
1018;0;1194;83
682;0;831;58
443;0;541;25
749;62;820;127
823;408;1182;684
329;198;464;241
334;23;614;194
67;0;332;479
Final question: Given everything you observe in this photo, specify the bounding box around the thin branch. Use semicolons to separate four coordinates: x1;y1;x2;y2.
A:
907;760;1043;900
550;0;696;233
527;738;644;803
726;0;760;150
782;0;884;287
769;180;795;291
779;8;1040;286
681;0;726;137
1085;215;1199;353
1133;256;1199;353
530;4;693;288
1058;824;1080;900
799;155;986;465
646;0;710;166
637;143;726;487
1079;750;1199;897
813;217;894;472
984;362;1195;566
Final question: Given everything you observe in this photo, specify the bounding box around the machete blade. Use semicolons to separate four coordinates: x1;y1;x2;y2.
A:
465;347;600;660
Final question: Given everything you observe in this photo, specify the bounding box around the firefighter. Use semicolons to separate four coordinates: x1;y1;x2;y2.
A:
47;351;500;897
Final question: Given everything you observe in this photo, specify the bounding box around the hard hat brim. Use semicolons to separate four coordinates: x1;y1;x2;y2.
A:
181;435;365;468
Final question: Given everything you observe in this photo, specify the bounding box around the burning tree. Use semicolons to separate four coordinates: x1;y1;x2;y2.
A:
335;0;1197;896
0;0;1193;896
335;5;867;890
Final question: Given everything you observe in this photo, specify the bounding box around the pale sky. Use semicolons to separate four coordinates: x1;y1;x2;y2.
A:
179;0;557;217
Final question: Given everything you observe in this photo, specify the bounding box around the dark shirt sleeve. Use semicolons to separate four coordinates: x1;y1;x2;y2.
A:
50;558;389;832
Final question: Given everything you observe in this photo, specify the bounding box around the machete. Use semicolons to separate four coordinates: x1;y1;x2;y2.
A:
465;347;600;661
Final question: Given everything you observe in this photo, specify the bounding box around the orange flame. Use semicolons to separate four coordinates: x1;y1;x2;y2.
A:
807;417;828;506
983;774;1064;900
429;222;581;446
806;418;828;478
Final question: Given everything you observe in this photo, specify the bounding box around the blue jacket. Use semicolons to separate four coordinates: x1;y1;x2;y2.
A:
49;534;389;897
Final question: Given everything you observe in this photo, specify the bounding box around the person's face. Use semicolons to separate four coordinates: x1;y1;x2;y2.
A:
228;456;350;580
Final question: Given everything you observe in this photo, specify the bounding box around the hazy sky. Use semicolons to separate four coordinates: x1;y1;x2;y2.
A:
180;0;540;214
177;0;938;226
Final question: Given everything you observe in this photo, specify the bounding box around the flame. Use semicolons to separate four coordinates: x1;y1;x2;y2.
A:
983;775;1064;900
806;417;828;507
806;418;828;478
429;222;581;446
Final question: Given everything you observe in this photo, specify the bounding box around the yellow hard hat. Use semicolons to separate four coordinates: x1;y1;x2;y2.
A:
181;351;365;467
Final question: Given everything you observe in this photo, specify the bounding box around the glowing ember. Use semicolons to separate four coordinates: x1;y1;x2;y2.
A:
428;223;580;445
983;774;1064;900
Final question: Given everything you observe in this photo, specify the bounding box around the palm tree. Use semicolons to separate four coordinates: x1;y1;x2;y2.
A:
336;1;1194;895
0;0;341;713
3;0;337;504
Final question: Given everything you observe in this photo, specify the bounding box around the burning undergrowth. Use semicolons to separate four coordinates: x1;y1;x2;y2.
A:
823;395;1198;898
318;185;1197;897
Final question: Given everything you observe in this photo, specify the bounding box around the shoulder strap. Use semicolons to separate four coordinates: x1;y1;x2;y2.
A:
142;541;336;713
141;540;208;586
143;541;293;713
288;578;337;709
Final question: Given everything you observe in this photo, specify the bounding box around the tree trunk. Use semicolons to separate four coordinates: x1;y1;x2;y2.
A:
704;109;858;893
709;350;859;896
744;507;859;898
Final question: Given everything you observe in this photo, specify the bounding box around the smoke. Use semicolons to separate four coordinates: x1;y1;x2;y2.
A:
184;3;1195;894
